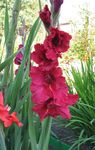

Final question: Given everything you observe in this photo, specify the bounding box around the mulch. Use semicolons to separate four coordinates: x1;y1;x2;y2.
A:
50;124;93;150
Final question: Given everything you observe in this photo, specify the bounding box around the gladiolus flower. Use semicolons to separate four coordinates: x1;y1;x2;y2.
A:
14;44;24;65
18;44;24;49
31;44;58;70
33;94;78;121
44;27;72;60
14;52;23;65
4;112;23;128
30;66;69;104
39;5;51;28
30;10;78;121
0;92;23;128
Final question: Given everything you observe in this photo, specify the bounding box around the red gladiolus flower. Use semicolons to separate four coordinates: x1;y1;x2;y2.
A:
14;52;23;65
0;92;9;122
33;99;71;121
30;13;78;121
31;44;58;70
39;5;51;28
30;66;69;104
54;0;64;12
4;112;23;128
66;94;79;106
0;92;23;128
14;44;24;65
0;91;3;105
18;44;24;49
44;27;72;60
32;95;78;121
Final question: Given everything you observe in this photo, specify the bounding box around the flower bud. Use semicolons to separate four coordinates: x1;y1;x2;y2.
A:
54;0;64;13
39;5;51;28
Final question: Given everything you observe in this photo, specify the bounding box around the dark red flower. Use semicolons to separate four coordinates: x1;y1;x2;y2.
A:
54;0;64;12
44;27;72;60
14;52;23;65
66;94;79;106
31;44;58;70
14;44;24;65
32;97;71;121
18;44;24;49
0;92;23;128
32;92;78;121
30;67;52;103
39;5;51;28
30;66;68;104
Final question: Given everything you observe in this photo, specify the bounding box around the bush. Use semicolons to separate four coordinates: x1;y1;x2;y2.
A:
56;58;95;149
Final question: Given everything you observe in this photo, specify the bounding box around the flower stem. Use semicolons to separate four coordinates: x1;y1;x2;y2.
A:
28;96;37;150
38;0;42;11
2;0;21;89
38;117;52;150
0;124;7;150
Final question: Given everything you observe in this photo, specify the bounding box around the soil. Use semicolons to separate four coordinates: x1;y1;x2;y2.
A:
49;124;93;150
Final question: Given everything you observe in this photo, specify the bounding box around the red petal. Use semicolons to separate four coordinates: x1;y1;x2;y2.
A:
66;94;79;106
0;92;4;105
60;106;71;119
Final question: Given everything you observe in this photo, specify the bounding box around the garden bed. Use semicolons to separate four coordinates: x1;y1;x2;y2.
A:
51;124;92;150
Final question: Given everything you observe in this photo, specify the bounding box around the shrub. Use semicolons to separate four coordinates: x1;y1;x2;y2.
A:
56;58;95;149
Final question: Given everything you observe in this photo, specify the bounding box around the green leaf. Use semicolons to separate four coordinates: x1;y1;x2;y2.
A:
2;0;22;87
38;0;42;10
0;125;7;150
15;92;29;112
14;126;22;150
38;117;52;150
0;52;17;72
9;17;41;111
25;17;41;58
21;130;29;150
28;94;37;150
4;1;9;43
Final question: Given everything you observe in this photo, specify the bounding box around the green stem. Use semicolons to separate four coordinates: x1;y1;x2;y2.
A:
0;124;7;150
38;117;52;150
28;96;37;150
38;0;42;11
2;0;22;88
6;0;21;56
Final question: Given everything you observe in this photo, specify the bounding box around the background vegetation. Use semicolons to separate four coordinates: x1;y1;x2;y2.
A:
0;0;95;149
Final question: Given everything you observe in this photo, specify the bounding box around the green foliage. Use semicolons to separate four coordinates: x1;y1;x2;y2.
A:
0;125;6;150
0;51;17;72
0;0;44;44
4;17;41;150
56;58;95;149
0;0;54;150
4;1;9;43
69;7;95;60
0;1;42;150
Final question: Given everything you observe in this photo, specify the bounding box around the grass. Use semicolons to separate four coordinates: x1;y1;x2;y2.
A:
56;58;95;149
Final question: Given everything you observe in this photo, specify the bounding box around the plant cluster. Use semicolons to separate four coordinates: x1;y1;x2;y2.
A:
70;7;95;60
56;58;95;149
